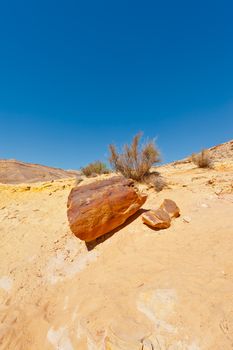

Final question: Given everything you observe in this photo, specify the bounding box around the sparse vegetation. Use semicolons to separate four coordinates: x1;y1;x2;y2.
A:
143;172;167;192
109;133;160;181
81;161;110;177
191;149;212;168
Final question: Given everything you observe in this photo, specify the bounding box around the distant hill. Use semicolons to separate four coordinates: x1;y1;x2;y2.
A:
0;159;80;184
208;139;233;161
171;140;233;165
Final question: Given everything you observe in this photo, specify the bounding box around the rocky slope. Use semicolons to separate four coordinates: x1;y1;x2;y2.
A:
208;139;233;161
0;159;79;184
0;143;232;349
171;139;233;166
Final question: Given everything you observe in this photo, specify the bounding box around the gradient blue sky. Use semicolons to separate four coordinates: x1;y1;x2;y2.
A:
0;0;232;169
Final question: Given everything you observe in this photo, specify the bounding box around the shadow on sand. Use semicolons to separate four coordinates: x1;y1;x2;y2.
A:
85;208;148;251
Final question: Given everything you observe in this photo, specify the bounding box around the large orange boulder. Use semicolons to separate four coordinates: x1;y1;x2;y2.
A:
67;176;147;241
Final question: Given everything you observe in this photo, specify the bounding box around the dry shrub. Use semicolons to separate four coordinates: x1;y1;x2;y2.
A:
109;133;160;181
81;161;109;177
191;149;212;168
143;172;167;192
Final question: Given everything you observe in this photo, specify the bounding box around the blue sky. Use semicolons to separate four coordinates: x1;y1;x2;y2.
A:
0;0;232;169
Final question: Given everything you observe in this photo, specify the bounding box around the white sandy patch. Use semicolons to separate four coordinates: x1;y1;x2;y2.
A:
167;340;201;350
0;276;13;292
65;251;99;277
47;326;74;350
45;250;99;284
137;288;177;333
144;334;201;350
28;254;37;262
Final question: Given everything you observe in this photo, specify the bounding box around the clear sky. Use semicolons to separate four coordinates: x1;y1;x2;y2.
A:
0;0;232;169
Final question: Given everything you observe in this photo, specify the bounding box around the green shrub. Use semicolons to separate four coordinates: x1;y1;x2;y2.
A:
81;161;109;177
191;149;212;168
109;133;160;181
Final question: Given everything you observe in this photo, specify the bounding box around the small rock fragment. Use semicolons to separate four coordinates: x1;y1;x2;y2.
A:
215;188;222;195
183;216;191;223
160;199;180;218
208;178;215;185
142;209;171;229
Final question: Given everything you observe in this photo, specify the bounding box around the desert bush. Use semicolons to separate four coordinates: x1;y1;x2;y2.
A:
81;161;109;177
191;149;212;168
143;172;167;192
109;133;160;181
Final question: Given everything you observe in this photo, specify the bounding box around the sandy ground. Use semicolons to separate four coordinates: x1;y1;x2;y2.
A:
0;162;233;350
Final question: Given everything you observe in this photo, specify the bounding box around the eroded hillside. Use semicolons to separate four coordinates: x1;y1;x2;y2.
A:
0;159;80;184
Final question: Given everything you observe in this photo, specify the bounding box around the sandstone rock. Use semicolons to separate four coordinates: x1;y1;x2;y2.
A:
67;176;147;241
160;199;180;218
141;209;171;229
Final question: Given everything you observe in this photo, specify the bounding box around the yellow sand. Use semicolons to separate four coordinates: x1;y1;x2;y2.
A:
0;162;233;349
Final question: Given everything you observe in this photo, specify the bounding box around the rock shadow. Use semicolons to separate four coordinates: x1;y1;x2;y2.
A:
142;223;170;231
85;208;148;251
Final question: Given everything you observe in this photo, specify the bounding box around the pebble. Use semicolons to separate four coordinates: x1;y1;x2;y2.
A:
183;216;191;223
201;203;209;208
215;188;222;195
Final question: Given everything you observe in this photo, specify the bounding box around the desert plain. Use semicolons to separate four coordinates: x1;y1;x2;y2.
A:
0;141;233;350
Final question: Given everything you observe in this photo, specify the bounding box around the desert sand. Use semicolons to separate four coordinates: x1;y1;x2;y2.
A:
0;142;233;350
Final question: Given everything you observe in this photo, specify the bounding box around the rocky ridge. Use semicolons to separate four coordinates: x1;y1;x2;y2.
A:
0;159;80;184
